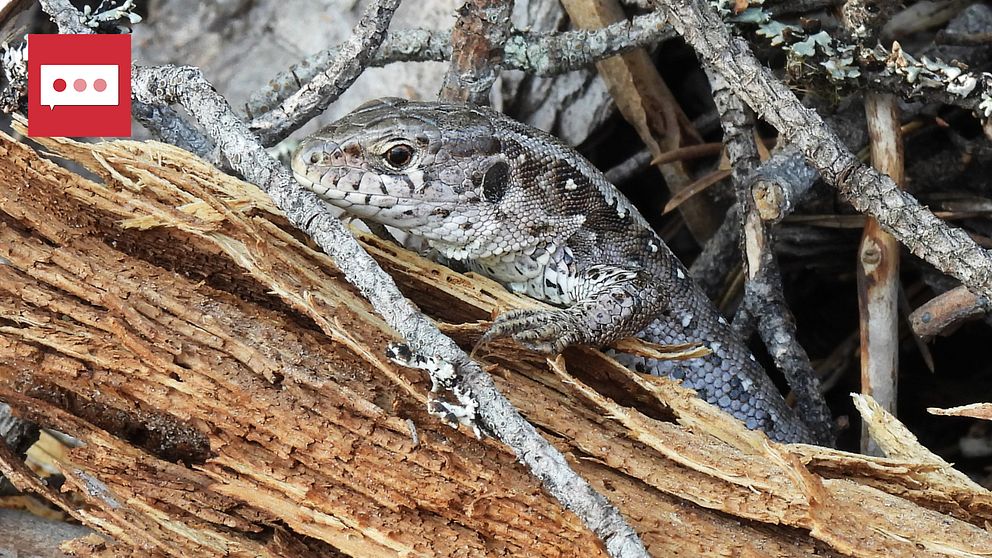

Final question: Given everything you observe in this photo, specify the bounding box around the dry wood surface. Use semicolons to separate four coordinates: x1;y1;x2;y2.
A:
0;127;990;556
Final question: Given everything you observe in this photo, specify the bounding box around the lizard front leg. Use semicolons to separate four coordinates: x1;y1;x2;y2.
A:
481;264;666;353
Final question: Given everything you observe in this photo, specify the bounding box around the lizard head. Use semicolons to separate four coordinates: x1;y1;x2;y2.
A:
291;97;516;254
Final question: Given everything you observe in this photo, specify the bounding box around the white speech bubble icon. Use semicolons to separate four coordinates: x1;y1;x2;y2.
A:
39;64;119;109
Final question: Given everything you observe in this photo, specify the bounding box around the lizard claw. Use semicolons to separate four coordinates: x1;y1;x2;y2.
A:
480;308;583;354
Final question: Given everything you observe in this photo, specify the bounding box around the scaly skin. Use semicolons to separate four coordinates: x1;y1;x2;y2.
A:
291;97;818;443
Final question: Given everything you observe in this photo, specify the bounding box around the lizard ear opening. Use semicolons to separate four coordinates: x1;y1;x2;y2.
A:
479;161;511;203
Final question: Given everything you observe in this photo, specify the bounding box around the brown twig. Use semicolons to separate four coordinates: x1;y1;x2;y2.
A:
438;0;514;104
857;92;903;456
661;169;730;215
909;285;992;339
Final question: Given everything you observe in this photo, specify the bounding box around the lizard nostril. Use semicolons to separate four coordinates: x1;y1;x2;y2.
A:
309;151;321;164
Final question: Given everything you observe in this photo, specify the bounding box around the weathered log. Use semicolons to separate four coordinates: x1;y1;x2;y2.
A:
0;132;990;557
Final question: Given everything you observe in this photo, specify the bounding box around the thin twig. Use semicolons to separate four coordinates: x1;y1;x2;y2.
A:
708;69;834;446
604;148;653;184
909;285;992;339
244;29;450;118
248;0;401;146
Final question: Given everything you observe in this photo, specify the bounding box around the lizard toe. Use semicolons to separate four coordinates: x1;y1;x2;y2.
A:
484;309;550;339
492;310;582;354
481;309;574;353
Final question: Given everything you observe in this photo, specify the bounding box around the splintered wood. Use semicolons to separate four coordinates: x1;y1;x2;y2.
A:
0;133;990;557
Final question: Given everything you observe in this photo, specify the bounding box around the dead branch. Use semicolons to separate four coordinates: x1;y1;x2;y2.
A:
247;0;401;146
658;0;992;303
909;284;992;339
243;11;674;119
439;0;514;104
857;92;903;456
750;147;820;224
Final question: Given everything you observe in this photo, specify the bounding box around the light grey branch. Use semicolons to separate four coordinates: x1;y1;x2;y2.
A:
248;0;401;147
243;11;674;121
243;29;451;118
132;100;218;163
750;147;820;224
603;148;653;185
503;8;673;75
659;0;992;301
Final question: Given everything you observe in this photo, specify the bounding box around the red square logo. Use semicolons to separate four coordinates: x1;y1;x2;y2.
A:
27;34;131;138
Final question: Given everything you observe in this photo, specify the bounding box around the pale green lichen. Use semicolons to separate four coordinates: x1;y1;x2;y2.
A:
883;41;987;98
789;31;833;58
978;94;992;118
82;0;142;32
821;56;860;80
757;20;800;46
709;0;990;119
731;7;768;24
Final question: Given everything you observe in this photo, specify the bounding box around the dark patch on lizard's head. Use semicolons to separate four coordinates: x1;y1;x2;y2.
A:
291;97;510;237
476;160;511;203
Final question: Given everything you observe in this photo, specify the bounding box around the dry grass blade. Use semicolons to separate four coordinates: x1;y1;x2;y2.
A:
610;337;711;360
928;403;992;420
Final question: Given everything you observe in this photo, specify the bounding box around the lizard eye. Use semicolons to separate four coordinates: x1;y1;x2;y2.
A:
383;144;415;169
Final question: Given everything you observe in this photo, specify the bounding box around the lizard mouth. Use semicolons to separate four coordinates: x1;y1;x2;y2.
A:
293;168;462;209
292;168;462;233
